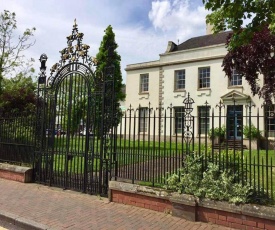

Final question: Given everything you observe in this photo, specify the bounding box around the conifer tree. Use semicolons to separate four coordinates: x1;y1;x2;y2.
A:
95;25;125;131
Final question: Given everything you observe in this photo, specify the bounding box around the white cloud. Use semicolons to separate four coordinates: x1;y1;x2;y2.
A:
148;0;208;43
0;0;208;82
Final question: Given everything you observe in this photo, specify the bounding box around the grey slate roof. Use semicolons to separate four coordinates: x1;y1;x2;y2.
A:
171;31;232;52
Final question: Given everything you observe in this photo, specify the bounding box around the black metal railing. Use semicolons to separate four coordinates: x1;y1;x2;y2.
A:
0;112;36;165
114;100;275;203
1;93;275;202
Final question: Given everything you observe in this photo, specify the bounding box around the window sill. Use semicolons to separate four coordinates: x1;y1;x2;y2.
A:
173;90;186;98
173;89;186;93
139;92;149;95
228;86;243;89
197;88;211;91
196;88;211;96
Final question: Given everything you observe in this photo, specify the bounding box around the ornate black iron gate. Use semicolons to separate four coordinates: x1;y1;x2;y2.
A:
34;21;116;196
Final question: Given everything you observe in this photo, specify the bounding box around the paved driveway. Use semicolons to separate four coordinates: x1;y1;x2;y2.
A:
0;178;233;230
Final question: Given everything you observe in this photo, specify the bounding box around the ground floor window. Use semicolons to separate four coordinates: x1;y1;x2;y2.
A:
264;105;275;137
139;107;148;132
174;107;185;134
198;106;210;135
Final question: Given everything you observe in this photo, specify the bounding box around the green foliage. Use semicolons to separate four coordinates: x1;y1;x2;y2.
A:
223;26;275;102
208;125;226;139
203;0;275;49
0;10;36;93
243;125;262;139
56;76;89;136
95;25;125;102
0;74;36;115
0;113;35;144
166;154;203;196
95;25;126;130
201;164;252;203
165;153;253;204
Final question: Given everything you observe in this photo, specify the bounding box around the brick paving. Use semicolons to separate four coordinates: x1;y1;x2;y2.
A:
0;178;234;230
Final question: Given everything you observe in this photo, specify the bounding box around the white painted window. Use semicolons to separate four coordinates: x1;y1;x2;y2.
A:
198;106;210;134
230;69;242;86
174;70;185;90
140;74;149;93
174;107;185;134
139;107;148;132
198;67;210;89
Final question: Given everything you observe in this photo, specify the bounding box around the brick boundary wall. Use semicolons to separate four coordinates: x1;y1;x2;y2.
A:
0;163;32;183
109;181;275;230
112;190;172;213
197;207;275;230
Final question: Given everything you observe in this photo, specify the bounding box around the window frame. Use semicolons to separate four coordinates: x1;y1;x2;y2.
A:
229;68;242;87
139;73;149;93
174;106;185;134
139;107;148;133
198;67;210;89
174;69;186;91
264;105;275;137
198;106;210;135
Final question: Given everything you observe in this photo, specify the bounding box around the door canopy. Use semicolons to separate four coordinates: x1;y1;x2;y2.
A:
221;90;250;104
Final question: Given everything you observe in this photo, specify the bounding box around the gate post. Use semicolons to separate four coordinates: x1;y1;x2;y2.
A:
99;60;116;195
34;54;48;182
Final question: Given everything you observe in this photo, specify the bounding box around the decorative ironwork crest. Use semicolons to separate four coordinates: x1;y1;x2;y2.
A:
182;93;194;148
48;19;97;86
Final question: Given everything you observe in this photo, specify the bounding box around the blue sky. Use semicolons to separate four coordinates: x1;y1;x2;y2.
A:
0;0;209;82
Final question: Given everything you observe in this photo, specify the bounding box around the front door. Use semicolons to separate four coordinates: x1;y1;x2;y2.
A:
227;105;243;139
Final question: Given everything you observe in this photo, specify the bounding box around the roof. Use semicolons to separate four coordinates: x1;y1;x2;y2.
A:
169;31;232;52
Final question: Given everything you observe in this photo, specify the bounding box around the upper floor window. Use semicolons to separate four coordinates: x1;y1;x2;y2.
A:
140;74;149;93
198;67;210;89
174;70;185;91
229;69;242;86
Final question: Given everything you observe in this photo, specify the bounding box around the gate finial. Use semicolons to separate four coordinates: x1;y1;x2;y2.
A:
48;19;96;86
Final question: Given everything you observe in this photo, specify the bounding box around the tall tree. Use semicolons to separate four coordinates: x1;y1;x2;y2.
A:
203;0;275;49
0;10;36;93
95;25;125;132
223;26;275;103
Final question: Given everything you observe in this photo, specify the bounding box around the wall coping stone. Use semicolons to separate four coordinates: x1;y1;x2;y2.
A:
170;193;197;206
109;180;170;199
0;163;33;183
0;163;32;174
199;199;275;221
109;181;275;221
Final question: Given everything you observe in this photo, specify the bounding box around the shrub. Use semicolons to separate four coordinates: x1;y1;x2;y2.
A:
165;153;253;204
243;124;262;139
208;125;226;139
200;163;252;203
165;154;203;196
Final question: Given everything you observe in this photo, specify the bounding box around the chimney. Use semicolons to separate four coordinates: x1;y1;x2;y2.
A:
206;22;214;35
165;41;177;53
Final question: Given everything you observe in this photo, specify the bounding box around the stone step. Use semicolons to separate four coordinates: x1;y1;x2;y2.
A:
212;140;248;150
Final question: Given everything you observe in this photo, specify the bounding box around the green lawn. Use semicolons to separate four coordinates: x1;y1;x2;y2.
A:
39;136;275;201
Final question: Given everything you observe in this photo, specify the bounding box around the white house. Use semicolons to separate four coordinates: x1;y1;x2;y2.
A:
124;27;274;145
